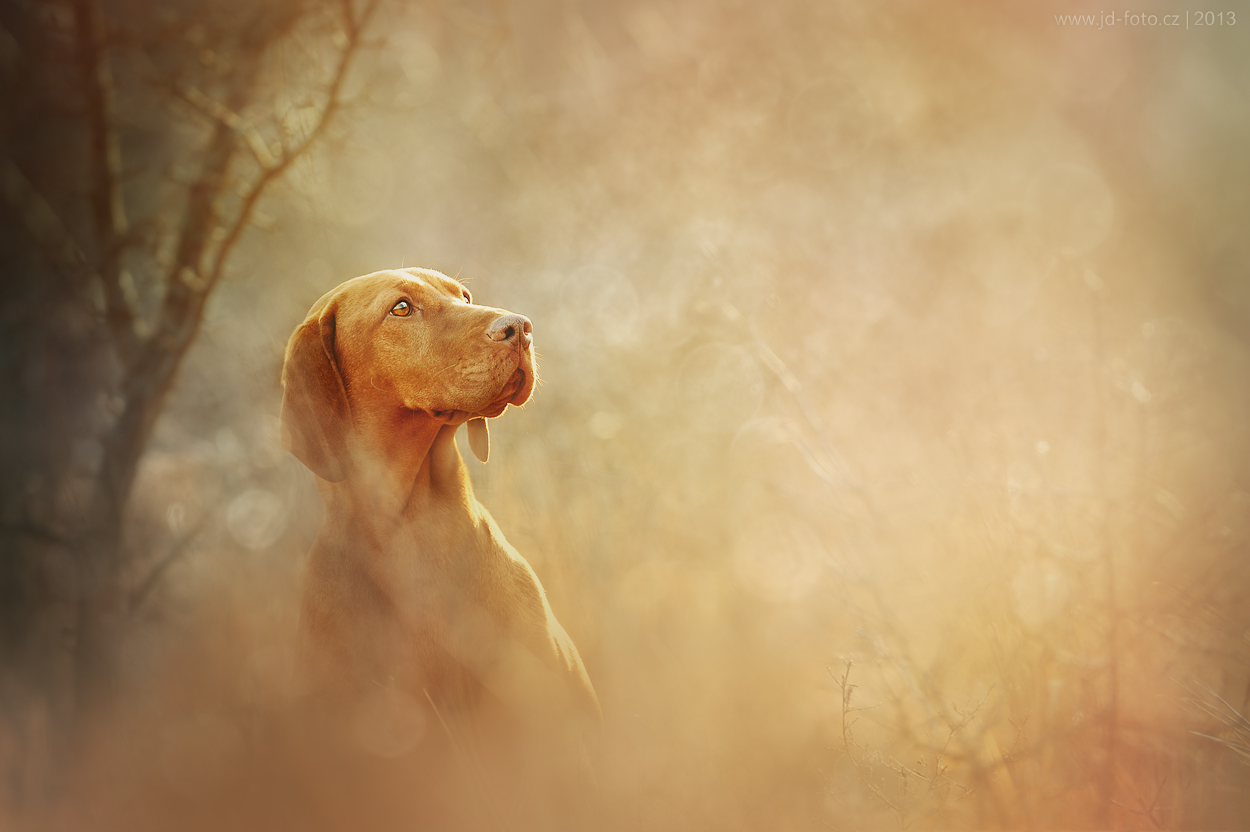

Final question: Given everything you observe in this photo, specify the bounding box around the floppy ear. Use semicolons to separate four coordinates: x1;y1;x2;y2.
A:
281;305;352;482
466;417;490;463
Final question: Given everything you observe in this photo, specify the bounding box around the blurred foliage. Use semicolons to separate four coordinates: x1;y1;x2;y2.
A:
4;0;1250;829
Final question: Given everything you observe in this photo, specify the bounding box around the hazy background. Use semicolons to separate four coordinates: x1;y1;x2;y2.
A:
10;0;1250;828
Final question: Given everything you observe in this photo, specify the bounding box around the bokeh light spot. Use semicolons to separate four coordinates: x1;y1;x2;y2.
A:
226;489;287;551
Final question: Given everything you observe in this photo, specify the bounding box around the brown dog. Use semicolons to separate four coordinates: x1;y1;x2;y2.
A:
280;268;598;773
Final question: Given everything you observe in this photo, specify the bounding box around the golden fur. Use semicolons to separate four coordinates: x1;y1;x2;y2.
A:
280;268;599;752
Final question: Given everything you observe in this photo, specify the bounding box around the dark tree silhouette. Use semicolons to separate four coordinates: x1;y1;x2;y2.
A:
0;0;378;744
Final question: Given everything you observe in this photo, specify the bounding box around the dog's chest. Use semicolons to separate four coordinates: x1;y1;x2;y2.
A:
302;530;506;698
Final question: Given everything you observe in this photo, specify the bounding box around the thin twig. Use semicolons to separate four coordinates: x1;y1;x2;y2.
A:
128;518;210;612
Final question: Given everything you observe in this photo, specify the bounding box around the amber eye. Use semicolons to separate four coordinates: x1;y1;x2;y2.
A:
462;290;472;304
391;299;413;317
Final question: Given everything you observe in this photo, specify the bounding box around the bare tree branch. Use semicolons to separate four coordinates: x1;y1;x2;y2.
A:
155;59;261;345
90;0;383;536
71;0;135;353
202;0;381;293
176;86;276;169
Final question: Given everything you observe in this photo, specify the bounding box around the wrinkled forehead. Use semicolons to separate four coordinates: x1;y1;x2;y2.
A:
323;269;465;316
396;267;466;297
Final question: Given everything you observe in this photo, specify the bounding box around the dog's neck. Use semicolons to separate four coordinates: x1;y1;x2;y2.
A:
320;410;476;535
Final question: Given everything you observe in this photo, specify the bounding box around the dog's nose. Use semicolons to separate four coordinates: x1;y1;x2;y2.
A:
487;313;533;346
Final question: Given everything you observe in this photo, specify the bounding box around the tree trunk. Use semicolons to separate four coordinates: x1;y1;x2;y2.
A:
1;0;375;809
69;336;207;713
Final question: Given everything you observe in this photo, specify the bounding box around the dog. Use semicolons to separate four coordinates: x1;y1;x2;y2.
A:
279;268;599;802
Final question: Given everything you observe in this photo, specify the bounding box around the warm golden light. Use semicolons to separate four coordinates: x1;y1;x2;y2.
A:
2;1;1248;829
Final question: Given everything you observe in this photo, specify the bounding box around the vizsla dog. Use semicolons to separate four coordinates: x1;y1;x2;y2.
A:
280;268;598;801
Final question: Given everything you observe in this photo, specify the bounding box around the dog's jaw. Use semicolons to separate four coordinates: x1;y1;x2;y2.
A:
421;358;533;422
481;367;531;417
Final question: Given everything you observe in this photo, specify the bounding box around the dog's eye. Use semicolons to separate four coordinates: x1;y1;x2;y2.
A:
391;300;413;317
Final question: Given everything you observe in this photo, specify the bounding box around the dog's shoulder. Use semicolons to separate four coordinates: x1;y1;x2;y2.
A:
474;506;601;720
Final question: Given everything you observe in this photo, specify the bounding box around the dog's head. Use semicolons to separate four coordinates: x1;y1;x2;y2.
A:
281;268;536;481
